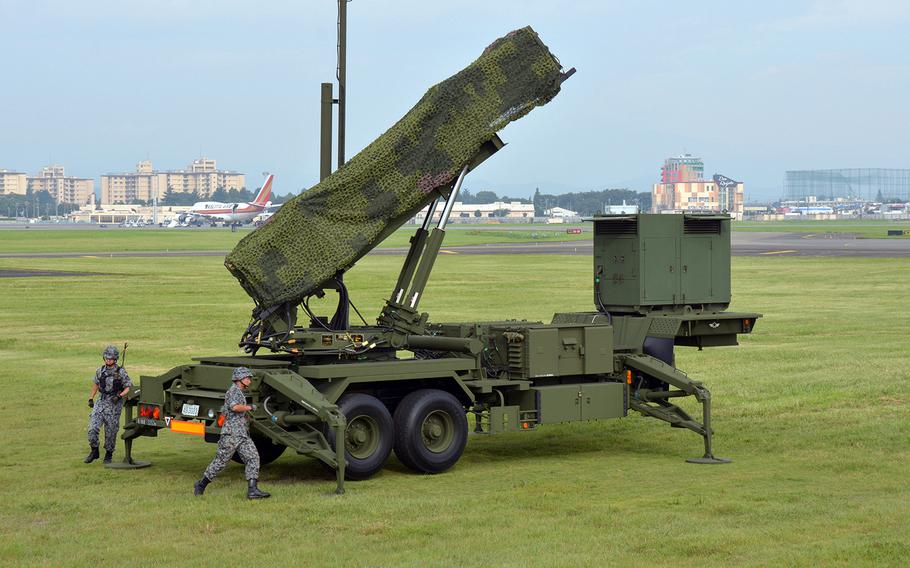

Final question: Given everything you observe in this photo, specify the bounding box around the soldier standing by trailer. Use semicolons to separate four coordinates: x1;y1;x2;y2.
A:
194;367;271;499
85;345;132;464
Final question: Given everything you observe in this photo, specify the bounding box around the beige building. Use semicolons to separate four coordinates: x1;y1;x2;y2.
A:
652;179;744;220
0;169;28;196
69;203;193;224
102;161;167;204
414;201;535;222
101;158;245;204
28;165;94;205
163;158;245;199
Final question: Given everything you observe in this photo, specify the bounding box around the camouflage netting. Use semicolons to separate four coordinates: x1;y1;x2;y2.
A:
226;26;565;308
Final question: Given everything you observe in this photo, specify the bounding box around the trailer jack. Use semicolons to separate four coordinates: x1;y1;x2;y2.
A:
623;354;732;464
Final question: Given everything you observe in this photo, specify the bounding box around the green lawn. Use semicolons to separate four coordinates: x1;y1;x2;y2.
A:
1;251;908;566
735;218;910;238
0;225;588;254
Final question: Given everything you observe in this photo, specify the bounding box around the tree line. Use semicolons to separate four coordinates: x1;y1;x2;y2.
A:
532;188;650;216
456;187;650;216
116;185;652;215
0;190;80;219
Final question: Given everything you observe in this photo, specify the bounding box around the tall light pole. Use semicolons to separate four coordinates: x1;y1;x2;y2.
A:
320;0;348;181
336;0;347;169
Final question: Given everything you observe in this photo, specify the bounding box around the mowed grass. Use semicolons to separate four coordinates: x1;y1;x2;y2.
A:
735;218;910;238
0;225;587;254
1;249;909;566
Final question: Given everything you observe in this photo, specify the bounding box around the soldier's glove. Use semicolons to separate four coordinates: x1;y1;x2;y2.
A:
250;404;258;412
88;399;94;408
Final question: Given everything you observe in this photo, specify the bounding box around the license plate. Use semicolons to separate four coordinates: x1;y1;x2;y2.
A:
181;403;200;417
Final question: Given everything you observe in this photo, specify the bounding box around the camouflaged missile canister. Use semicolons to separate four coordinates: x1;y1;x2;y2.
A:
225;26;564;308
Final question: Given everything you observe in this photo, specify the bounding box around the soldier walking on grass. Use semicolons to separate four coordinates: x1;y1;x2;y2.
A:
85;345;131;464
194;367;271;499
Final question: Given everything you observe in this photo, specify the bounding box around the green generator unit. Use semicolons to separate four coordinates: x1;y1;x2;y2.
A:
593;214;732;314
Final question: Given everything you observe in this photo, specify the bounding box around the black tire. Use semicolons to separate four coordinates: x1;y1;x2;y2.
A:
231;434;287;466
325;393;394;480
393;389;468;474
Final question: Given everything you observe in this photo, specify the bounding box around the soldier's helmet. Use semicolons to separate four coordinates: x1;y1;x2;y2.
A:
232;367;253;382
102;345;119;360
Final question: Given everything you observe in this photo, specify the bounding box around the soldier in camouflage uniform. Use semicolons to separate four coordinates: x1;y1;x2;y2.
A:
194;367;271;499
85;345;132;464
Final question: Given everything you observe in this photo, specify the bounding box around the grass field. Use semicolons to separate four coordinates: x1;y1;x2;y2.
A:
734;219;910;238
0;225;588;254
1;237;909;566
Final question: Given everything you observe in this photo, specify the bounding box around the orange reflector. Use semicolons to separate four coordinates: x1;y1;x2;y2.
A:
169;420;205;436
522;422;529;429
217;414;225;427
626;370;632;384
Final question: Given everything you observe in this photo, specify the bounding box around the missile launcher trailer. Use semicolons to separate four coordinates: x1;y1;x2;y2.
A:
114;28;759;493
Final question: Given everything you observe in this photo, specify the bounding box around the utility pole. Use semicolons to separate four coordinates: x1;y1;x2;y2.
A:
337;0;347;169
319;1;348;180
317;1;351;329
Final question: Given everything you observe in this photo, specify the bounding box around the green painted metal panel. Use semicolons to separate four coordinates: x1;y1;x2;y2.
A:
489;405;521;433
580;383;626;420
556;327;584;376
583;326;613;374
681;236;713;303
526;327;559;378
534;385;582;423
643;237;677;303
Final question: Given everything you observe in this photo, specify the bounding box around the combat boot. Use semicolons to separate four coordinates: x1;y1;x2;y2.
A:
247;478;271;499
84;447;99;464
194;476;211;496
103;450;114;464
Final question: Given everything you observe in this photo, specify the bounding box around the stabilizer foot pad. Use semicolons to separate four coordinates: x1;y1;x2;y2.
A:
105;460;152;470
686;456;732;465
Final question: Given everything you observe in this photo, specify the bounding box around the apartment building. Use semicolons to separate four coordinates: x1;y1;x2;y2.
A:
162;158;244;199
0;169;28;196
102;161;166;204
28;165;94;205
101;158;245;204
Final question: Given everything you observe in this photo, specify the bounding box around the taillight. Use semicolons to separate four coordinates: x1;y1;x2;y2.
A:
139;405;161;419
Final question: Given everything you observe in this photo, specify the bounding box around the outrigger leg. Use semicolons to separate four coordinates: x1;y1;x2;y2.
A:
105;437;152;470
623;354;732;464
333;421;346;495
105;399;152;470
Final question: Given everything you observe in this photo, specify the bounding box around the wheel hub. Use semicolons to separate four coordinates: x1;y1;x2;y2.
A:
421;410;454;453
345;414;380;459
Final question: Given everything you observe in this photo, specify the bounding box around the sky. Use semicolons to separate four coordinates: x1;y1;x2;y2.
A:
1;0;909;202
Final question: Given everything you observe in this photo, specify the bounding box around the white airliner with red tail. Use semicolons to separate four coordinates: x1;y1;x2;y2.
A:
183;174;274;224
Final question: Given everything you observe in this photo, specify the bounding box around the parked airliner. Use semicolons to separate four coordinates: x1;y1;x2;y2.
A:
182;174;274;224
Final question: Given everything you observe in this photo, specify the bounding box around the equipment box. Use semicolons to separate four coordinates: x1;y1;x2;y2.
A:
593;214;731;312
528;382;626;424
492;323;613;379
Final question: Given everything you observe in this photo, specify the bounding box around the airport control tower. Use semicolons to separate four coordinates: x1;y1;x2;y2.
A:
661;153;705;184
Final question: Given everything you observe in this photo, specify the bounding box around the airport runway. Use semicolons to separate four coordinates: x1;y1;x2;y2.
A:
1;232;909;260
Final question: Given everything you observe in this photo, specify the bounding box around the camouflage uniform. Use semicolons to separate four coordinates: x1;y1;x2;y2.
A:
202;382;260;481
87;364;131;452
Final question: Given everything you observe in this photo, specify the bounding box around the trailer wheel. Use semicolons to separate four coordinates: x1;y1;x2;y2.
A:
393;389;468;474
325;393;394;480
231;434;286;466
